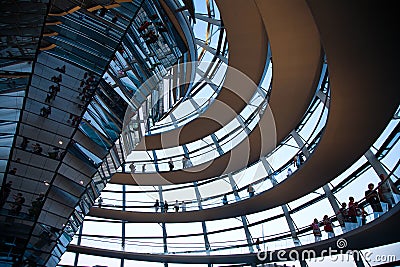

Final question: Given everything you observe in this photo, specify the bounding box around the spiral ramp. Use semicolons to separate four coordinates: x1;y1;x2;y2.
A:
0;0;399;267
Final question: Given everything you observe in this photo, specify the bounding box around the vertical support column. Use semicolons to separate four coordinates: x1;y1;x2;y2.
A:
364;149;388;177
210;134;224;155
193;181;211;255
153;151;168;267
322;184;340;214
291;130;340;213
188;96;201;115
73;225;83;267
121;185;126;267
172;64;178;102
237;115;251;135
169;113;179;128
260;157;301;246
290;130;310;158
196;69;218;92
119;139;126;173
179;56;186;97
291;131;341;227
228;174;255;253
158;185;168;267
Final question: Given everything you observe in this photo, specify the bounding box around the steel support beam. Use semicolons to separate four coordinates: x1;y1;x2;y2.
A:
228;173;255;253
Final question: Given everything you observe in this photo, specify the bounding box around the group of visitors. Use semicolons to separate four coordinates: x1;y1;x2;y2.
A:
311;173;399;242
1;181;46;218
39;106;52;118
154;199;186;212
42;66;65;116
46;84;60;103
293;153;305;168
137;17;167;46
0;181;25;216
46;65;64;101
20;136;63;159
78;72;96;103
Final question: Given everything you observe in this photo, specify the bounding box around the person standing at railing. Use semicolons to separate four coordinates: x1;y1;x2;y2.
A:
311;218;322;242
154;199;159;212
181;201;186;212
142;164;146;173
293;155;299;167
222;194;228;205
253;238;261;251
168;158;174;171
10;193;25;216
347;197;358;223
182;157;188;169
0;181;12;209
164;200;169;212
174;200;179;212
336;202;348;232
357;203;368;226
365;183;383;218
247;184;255;198
98;197;103;208
378;173;400;210
129;163;136;173
322;215;335;238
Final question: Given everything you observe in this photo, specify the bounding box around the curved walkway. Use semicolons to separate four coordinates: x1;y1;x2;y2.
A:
112;0;323;185
72;203;400;264
111;105;276;185
89;1;399;222
134;0;268;150
135;0;324;151
255;0;323;141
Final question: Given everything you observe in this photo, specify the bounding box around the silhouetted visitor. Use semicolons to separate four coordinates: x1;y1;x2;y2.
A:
20;137;29;150
48;147;59;159
336;202;348;229
247;184;255;198
287;168;293;177
347;196;358;223
98;196;103;208
168;158;174;171
32;143;43;154
55;65;65;73
365;183;383;215
154;199;159;212
10;193;25;216
222;194;228;205
28;193;44;218
254;238;261;251
164;200;169;212
0;181;12;208
39;106;51;118
8;168;17;175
